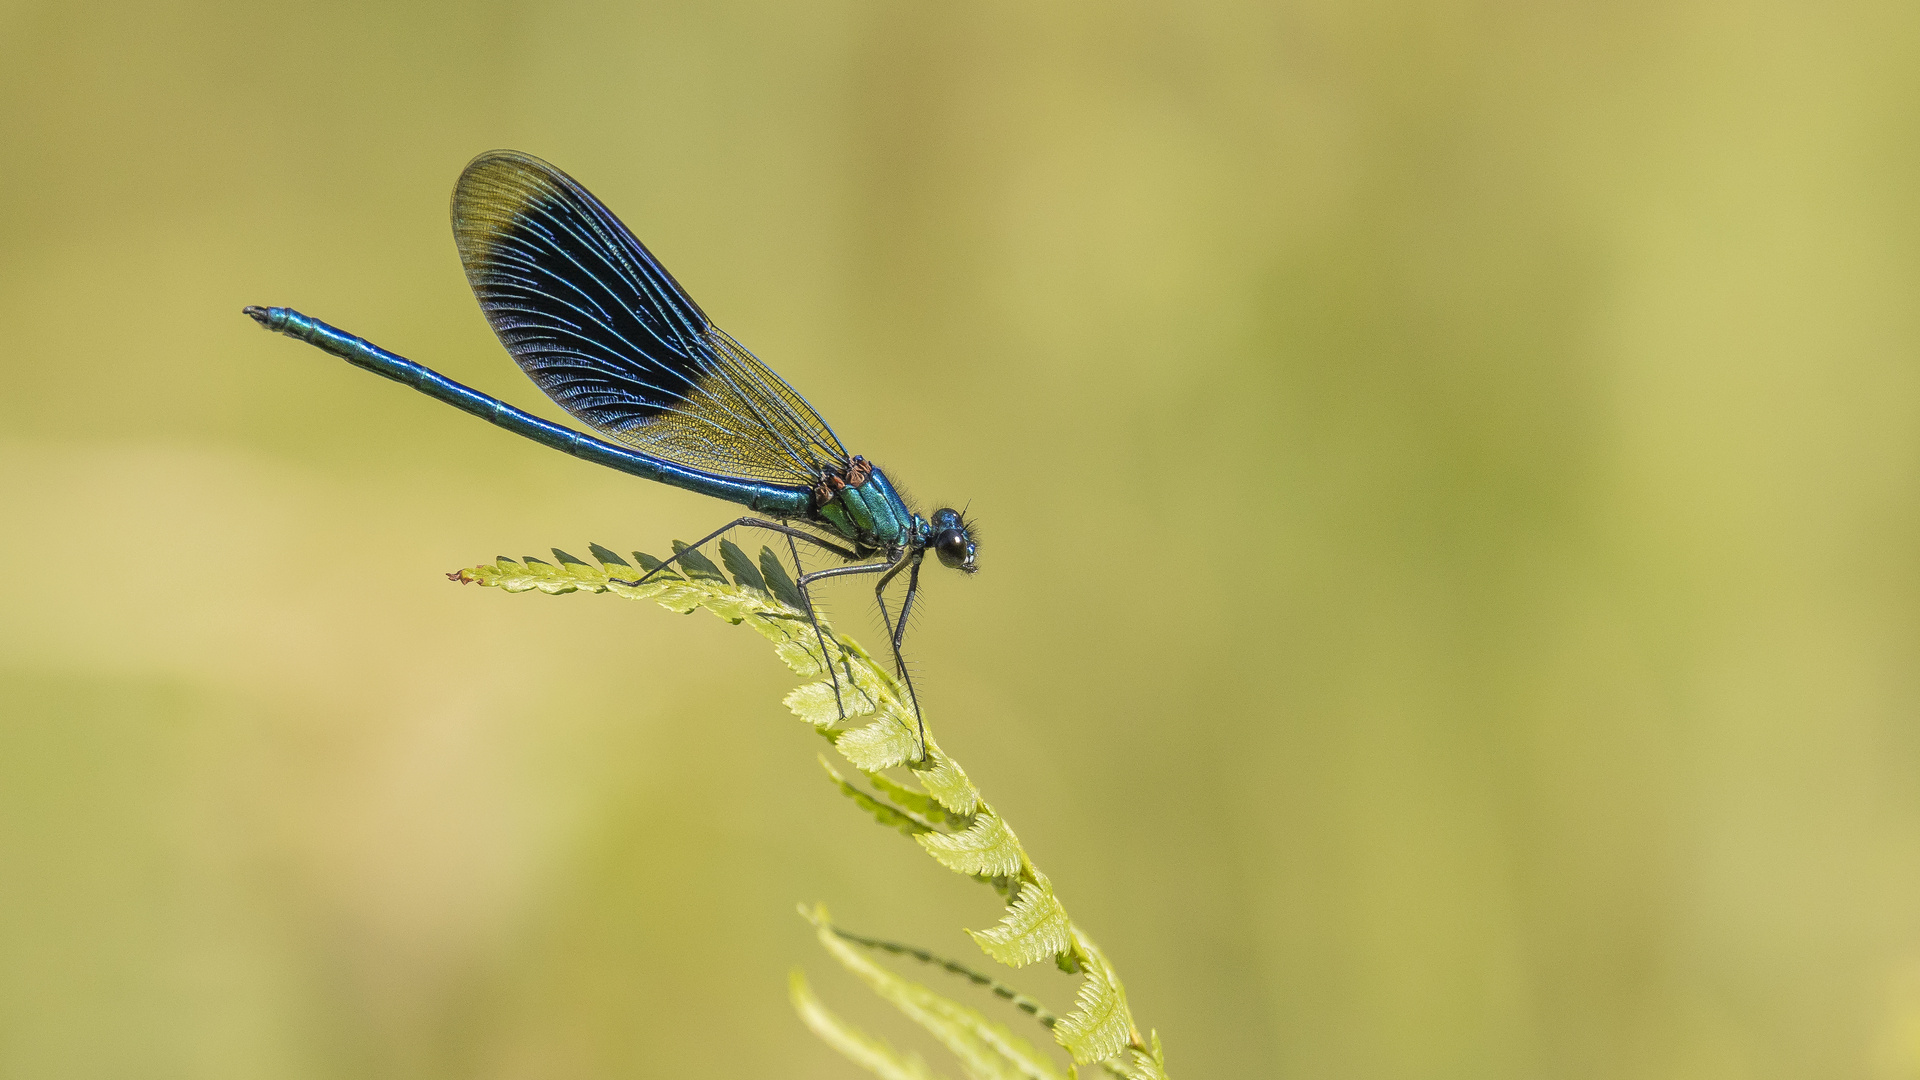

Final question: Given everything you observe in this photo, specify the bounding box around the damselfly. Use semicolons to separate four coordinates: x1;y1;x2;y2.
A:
245;150;977;756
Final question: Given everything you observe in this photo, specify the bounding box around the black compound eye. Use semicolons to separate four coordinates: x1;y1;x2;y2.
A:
934;528;970;568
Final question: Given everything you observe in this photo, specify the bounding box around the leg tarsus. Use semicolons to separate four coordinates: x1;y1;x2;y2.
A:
870;552;929;762
786;532;848;723
892;557;923;659
606;517;863;727
607;517;858;587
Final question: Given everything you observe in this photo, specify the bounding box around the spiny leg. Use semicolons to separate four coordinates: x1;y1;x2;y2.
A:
606;517;859;587
786;531;847;723
797;558;916;752
871;552;927;758
870;553;914;673
890;555;924;660
893;558;927;758
797;560;895;588
608;517;862;723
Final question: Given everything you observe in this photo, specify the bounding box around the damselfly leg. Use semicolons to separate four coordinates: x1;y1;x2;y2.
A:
800;551;928;760
607;517;862;723
607;517;860;586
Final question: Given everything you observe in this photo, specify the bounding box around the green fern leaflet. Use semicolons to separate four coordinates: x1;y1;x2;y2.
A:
454;543;1171;1078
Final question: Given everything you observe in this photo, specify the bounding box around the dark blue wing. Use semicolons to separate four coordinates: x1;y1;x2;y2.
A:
451;150;849;486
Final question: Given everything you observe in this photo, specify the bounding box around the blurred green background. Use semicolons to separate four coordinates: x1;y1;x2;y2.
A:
4;1;1919;1077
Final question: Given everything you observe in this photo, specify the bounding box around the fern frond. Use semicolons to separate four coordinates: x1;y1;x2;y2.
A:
869;771;969;828
786;680;866;727
629;550;682;579
758;546;805;609
822;757;934;836
912;752;981;816
456;542;1170;1077
456;554;598;595
790;969;950;1080
815;919;1063;1030
1052;931;1137;1065
969;875;1072;968
719;538;767;593
1117;1033;1170;1080
916;812;1025;878
586;542;629;568
838;717;923;771
670;540;727;582
802;905;1068;1080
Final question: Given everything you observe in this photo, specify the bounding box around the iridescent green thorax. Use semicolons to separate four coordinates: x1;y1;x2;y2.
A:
813;456;922;556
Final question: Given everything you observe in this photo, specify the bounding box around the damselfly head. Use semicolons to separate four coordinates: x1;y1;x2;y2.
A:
929;507;977;573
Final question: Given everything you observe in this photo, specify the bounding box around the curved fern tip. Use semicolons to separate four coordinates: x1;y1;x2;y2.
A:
460;539;1170;1078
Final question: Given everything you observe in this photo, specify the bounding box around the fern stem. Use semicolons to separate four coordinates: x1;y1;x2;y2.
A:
456;544;1170;1078
822;921;1061;1028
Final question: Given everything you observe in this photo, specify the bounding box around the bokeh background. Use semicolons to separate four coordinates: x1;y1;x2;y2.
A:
4;1;1919;1077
